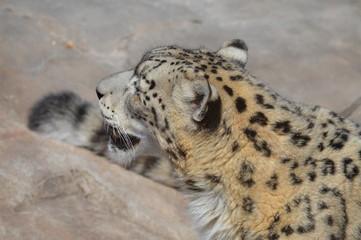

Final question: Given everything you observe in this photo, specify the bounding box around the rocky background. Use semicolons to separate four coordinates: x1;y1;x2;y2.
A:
1;0;361;239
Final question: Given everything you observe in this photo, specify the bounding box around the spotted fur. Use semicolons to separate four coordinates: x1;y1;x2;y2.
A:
97;39;361;239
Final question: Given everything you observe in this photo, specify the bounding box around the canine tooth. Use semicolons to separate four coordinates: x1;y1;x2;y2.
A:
113;129;121;138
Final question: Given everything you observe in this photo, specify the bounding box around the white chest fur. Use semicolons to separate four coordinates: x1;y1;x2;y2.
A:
187;190;237;240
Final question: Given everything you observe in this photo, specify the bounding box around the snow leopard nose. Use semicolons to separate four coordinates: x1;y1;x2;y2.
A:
96;88;104;100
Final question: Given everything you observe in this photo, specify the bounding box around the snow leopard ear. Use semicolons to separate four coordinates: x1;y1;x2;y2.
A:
172;67;218;122
217;39;248;67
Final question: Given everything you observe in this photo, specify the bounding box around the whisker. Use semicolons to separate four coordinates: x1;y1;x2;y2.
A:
115;127;130;150
119;126;136;160
114;127;136;165
120;126;131;145
103;119;138;167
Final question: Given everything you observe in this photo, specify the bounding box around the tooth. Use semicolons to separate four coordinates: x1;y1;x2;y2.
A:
113;129;121;138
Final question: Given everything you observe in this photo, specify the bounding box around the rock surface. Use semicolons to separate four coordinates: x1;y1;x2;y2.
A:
0;0;361;239
0;122;198;240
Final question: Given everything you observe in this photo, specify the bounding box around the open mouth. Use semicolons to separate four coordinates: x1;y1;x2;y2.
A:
108;126;141;151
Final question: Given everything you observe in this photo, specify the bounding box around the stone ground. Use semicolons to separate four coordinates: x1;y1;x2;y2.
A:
0;0;361;239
